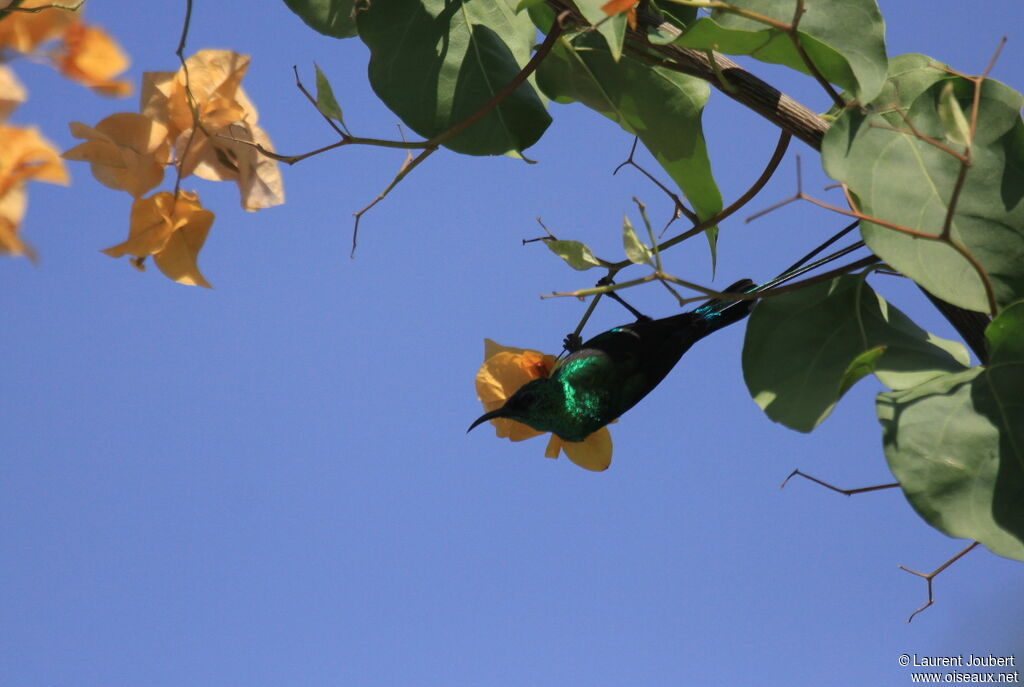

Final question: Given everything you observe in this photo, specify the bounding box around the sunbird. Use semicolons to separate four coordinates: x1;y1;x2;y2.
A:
468;232;866;443
467;279;755;442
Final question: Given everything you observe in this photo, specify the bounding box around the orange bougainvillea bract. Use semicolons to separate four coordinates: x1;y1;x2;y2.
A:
475;339;613;472
63;112;170;197
102;191;214;288
141;49;284;211
54;21;132;97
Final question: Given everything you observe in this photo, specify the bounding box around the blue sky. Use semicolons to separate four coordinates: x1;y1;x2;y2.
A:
3;2;1023;686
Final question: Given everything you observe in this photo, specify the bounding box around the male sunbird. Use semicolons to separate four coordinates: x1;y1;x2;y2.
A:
467;279;755;442
468;233;866;443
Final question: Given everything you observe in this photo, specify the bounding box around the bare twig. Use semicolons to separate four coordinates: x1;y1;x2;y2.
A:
785;0;845;109
173;0;199;197
607;130;791;271
780;469;899;495
900;542;980;622
613;137;699;226
350;147;435;258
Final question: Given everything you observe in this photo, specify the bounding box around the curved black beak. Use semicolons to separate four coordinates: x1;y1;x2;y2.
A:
467;407;507;433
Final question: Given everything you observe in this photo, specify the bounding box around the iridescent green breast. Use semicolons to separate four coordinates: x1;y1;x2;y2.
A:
547;355;619;441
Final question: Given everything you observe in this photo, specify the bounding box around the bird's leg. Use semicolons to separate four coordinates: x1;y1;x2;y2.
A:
562;332;583;354
597;276;651;322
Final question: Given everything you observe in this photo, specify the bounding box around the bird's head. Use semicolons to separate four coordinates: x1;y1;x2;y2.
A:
467;378;555;434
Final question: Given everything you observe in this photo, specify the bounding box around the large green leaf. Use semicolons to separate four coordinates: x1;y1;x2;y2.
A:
535;32;722;254
878;303;1024;561
357;0;551;156
673;0;888;102
743;274;969;432
823;58;1024;313
283;0;357;39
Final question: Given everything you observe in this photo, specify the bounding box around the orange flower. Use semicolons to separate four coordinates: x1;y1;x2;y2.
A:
0;0;73;53
141;50;283;211
102;191;214;287
54;21;131;97
475;339;613;472
63;112;170;197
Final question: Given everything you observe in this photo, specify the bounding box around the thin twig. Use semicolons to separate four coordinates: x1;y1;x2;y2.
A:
173;0;198;198
780;469;898;495
350;147;435;258
607;130;791;270
785;0;845;109
900;542;979;623
613;137;699;225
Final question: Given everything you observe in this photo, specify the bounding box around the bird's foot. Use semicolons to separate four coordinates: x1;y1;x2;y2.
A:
562;332;583;354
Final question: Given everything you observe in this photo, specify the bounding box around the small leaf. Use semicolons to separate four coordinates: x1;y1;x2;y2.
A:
938;81;971;145
622;215;652;265
314;63;345;125
545;239;601;270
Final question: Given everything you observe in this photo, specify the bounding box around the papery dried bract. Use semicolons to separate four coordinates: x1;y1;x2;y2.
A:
141;50;283;210
0;124;69;194
0;0;73;53
0;124;68;259
103;191;213;287
0;183;32;260
55;21;131;97
63;113;169;197
0;65;27;122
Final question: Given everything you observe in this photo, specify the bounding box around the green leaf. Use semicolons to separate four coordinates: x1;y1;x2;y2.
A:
545;239;602;270
536;32;722;262
357;0;551;156
313;63;345;125
823;67;1024;313
673;0;888;102
622;215;653;265
283;0;357;39
575;0;627;61
743;274;969;432
879;362;1024;562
